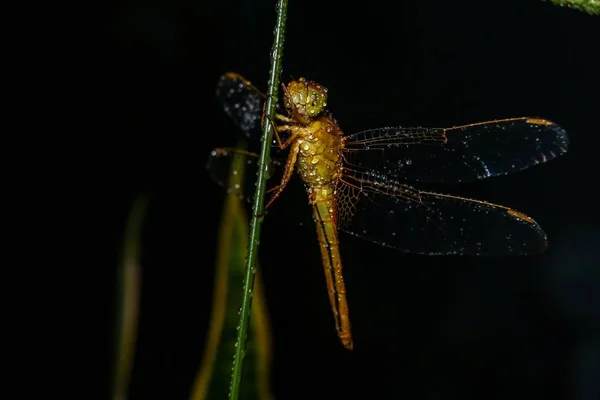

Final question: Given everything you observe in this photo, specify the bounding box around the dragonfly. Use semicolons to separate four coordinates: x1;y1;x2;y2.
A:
208;72;569;350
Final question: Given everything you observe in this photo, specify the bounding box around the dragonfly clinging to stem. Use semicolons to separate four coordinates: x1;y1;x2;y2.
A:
208;72;569;350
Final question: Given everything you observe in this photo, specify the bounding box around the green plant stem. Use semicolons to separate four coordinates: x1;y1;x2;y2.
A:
229;1;288;399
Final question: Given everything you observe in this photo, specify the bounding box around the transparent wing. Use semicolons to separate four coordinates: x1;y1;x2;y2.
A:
335;168;547;255
207;148;285;202
342;117;569;183
216;73;265;138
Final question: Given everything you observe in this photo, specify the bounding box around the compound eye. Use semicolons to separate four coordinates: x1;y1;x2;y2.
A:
306;87;327;116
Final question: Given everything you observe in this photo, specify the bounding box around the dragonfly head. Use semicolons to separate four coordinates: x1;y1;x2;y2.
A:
283;77;328;123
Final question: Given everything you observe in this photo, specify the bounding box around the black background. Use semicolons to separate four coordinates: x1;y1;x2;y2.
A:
69;0;599;399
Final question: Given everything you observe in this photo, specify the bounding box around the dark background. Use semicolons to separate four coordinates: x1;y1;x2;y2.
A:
69;0;599;398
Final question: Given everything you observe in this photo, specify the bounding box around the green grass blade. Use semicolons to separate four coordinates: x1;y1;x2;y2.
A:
229;1;288;399
191;149;274;400
111;195;147;400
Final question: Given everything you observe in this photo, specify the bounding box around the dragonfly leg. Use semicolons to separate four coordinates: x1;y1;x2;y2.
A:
261;112;300;149
274;125;302;149
275;113;296;123
261;111;279;143
265;141;300;209
210;147;259;158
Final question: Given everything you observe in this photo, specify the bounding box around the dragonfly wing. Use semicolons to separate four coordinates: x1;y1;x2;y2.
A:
216;73;266;138
206;148;287;201
207;148;315;228
208;148;257;201
216;72;286;141
336;169;547;255
342;117;568;183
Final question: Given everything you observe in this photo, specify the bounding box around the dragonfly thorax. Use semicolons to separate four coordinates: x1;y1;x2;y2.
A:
295;115;343;192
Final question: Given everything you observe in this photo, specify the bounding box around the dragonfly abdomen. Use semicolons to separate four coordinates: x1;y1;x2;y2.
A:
312;188;353;350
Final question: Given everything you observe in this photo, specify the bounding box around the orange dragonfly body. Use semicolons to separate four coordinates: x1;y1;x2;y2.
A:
209;73;569;350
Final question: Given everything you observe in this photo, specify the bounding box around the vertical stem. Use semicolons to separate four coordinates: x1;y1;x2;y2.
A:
229;1;288;399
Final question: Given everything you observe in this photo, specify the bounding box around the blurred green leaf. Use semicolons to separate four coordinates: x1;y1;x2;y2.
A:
543;0;600;15
191;149;274;400
112;195;147;400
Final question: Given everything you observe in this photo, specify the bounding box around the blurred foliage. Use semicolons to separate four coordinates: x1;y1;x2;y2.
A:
112;195;146;400
190;149;274;400
110;177;274;400
544;0;600;14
